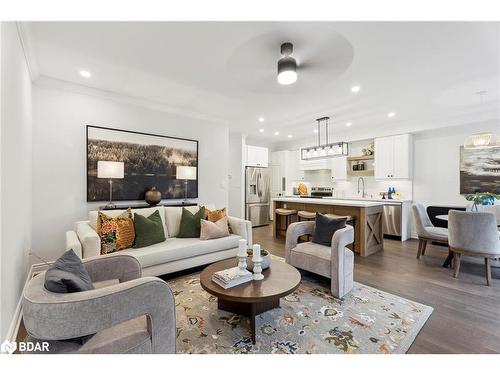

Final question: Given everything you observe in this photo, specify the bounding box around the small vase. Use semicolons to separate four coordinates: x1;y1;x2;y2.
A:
145;187;162;206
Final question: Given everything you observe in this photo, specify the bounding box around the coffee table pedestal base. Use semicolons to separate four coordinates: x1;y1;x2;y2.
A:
218;298;280;344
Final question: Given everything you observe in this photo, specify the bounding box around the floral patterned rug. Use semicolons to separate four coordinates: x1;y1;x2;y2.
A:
168;260;433;354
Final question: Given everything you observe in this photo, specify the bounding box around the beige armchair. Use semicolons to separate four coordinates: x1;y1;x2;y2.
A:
448;210;500;286
285;221;355;298
412;203;449;258
22;254;176;354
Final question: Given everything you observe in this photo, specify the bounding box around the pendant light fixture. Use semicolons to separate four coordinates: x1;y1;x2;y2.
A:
463;92;500;149
301;117;349;160
277;42;297;85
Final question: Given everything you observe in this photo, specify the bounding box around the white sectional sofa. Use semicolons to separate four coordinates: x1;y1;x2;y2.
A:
66;205;253;276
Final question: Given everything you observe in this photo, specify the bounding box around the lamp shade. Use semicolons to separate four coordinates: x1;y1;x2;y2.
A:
97;161;124;179
176;166;197;180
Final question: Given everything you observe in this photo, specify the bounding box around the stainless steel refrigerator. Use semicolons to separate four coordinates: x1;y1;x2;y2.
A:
245;166;270;227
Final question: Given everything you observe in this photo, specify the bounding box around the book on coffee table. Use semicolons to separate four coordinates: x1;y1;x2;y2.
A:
212;267;253;289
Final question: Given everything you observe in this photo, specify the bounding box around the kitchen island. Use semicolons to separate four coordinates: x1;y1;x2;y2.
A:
273;197;384;256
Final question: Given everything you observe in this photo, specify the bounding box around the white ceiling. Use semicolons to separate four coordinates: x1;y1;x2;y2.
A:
24;21;500;144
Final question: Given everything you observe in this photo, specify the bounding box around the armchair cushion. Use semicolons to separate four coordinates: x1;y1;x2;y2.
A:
45;249;94;293
312;213;347;246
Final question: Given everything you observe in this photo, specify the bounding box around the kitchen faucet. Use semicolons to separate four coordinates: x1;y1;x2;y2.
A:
357;177;366;198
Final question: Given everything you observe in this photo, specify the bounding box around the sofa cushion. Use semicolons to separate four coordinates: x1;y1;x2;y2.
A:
97;209;135;254
133;210;166;248
178;206;206;238
121;234;242;268
200;217;230;240
164;206;200;238
89;206;168;238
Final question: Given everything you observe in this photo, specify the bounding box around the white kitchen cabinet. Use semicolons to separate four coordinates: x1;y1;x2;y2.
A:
246;145;268;167
374;134;412;179
269;149;304;195
299;158;329;170
330;156;347;180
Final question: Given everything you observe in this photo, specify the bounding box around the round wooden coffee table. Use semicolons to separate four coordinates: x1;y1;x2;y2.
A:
200;258;301;344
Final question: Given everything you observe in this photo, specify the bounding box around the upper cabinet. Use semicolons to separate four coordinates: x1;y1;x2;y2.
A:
330;156;348;181
246;145;269;167
374;134;412;179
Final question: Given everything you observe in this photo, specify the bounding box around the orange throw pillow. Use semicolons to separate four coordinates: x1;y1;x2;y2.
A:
97;208;135;254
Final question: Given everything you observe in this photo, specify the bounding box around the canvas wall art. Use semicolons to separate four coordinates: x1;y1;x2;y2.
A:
87;126;198;201
459;146;500;194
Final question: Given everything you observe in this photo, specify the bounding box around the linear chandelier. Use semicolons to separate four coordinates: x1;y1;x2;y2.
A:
300;116;349;160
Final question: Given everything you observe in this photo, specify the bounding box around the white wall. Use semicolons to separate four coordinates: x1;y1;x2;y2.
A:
32;81;230;261
0;22;33;340
412;120;499;207
228;132;246;218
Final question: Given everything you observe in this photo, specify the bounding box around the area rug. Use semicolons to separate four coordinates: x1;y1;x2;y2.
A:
168;260;433;354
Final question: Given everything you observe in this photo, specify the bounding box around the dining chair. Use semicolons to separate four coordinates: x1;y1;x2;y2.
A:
466;204;500;226
448;210;500;286
412;203;449;259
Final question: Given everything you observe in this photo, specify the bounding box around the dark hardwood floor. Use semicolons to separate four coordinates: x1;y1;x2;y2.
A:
253;224;500;354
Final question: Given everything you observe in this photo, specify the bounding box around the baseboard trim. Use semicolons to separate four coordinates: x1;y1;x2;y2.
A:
4;262;49;343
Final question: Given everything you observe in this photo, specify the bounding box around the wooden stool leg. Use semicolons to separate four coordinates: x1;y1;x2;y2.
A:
453;252;461;278
485;258;492;286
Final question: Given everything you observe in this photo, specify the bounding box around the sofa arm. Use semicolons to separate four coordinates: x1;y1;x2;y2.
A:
66;230;82;258
23;275;176;354
227;216;253;246
76;221;101;258
331;225;355;298
285;221;315;262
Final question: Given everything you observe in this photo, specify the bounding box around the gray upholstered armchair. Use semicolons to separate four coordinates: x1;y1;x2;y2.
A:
285;221;355;298
22;254;176;354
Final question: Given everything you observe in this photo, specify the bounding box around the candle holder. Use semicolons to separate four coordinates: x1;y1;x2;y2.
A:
252;244;264;281
237;239;248;276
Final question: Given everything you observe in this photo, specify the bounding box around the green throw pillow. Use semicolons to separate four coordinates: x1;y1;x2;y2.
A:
133;210;166;248
177;206;206;238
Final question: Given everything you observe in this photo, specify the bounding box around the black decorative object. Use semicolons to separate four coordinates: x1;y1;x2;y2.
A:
87;126;198;202
145;187;162;205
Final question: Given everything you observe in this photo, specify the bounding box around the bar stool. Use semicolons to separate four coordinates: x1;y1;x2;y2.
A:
297;211;316;241
275;208;298;238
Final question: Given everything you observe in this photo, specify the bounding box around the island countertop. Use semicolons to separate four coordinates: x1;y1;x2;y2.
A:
272;197;384;208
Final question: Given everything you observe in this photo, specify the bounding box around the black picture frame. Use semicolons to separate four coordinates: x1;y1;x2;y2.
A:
86;125;199;202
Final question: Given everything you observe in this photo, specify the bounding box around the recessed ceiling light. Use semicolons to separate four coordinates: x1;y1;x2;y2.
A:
259;128;264;133
387;112;396;118
313;129;319;133
346;122;352;127
79;70;91;78
274;131;279;136
287;134;293;138
351;85;361;93
258;117;265;122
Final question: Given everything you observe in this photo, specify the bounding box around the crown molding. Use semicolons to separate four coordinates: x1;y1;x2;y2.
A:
33;75;229;126
15;22;39;81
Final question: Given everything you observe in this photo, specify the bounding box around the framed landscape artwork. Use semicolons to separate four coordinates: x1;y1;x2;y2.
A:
459;146;500;194
87;125;198;202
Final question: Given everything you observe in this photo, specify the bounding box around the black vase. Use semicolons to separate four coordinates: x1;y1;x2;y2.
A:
145;187;162;206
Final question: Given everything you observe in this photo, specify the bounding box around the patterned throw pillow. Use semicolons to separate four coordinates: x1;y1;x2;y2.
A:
205;207;232;233
97;208;135;254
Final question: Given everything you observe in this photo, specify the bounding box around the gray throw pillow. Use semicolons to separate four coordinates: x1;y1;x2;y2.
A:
312;213;347;247
44;249;94;293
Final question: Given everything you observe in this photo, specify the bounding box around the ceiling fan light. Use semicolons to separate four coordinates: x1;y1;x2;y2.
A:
277;54;297;85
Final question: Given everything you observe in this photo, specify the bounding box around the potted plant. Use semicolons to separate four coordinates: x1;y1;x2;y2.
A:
464;192;500;211
246;248;272;270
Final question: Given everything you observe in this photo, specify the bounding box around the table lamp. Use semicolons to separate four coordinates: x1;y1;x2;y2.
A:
97;161;124;208
176;166;197;201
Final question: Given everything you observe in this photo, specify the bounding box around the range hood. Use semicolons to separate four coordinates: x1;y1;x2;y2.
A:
301;116;348;160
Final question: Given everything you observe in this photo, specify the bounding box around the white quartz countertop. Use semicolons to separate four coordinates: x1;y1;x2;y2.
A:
273;197;384;207
334;197;413;204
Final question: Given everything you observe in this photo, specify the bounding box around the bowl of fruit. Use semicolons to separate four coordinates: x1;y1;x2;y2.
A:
246;248;271;270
